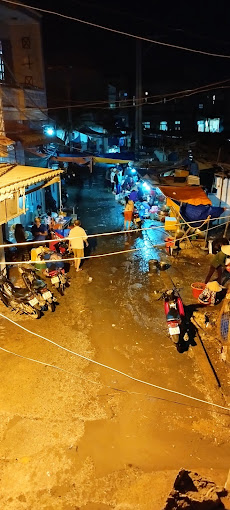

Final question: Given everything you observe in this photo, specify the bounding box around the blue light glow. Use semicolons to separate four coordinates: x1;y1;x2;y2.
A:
45;127;55;136
143;182;150;190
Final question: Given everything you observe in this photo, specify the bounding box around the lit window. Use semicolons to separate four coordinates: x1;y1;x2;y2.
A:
199;104;203;109
160;121;168;131
197;118;220;133
213;94;215;104
109;103;116;109
197;120;205;132
143;121;150;129
175;120;180;131
0;42;5;81
209;118;220;132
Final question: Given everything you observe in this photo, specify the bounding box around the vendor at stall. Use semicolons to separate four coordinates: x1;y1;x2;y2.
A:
31;217;48;241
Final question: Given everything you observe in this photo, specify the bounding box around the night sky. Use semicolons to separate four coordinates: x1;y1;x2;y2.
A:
22;0;230;106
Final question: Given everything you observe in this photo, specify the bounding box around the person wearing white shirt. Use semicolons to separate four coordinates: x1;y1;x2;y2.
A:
110;168;115;193
68;220;88;272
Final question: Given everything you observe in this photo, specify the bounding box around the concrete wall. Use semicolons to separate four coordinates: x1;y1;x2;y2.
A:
215;176;230;207
9;22;45;90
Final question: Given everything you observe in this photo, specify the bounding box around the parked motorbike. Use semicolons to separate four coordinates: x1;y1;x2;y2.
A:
161;287;185;345
49;230;70;256
0;268;41;318
39;250;70;295
132;207;142;229
18;266;57;312
44;267;70;295
152;260;188;348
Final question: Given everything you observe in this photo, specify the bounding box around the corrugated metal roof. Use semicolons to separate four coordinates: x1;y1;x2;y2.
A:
0;164;63;196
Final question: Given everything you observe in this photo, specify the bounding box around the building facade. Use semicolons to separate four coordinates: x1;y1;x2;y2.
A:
0;1;48;163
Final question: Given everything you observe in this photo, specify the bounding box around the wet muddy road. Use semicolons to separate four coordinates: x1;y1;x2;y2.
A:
0;168;230;509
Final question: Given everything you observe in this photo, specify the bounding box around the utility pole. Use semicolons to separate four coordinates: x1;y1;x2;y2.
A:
0;86;5;136
135;40;142;155
66;67;73;152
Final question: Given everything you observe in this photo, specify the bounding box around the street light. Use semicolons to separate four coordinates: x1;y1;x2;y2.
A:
44;126;55;136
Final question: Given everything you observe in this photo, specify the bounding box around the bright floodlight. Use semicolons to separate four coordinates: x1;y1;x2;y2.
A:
131;168;136;173
46;127;55;136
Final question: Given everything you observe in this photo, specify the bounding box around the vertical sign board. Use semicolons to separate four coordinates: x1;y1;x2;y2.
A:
0;191;20;224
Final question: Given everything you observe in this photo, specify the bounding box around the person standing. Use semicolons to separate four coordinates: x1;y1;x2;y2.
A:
124;200;134;230
68;219;89;272
114;170;119;194
105;168;111;190
15;224;30;261
110;168;116;193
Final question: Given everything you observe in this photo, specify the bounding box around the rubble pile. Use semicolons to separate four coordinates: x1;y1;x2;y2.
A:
163;469;227;509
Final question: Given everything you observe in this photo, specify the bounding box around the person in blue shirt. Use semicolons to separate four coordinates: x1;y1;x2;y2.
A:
31;217;48;242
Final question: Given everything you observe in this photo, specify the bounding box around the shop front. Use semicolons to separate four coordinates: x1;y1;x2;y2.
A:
0;164;63;263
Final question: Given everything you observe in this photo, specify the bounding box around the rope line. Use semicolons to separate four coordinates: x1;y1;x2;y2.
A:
1;217;229;266
1;213;230;250
0;243;163;266
0;345;228;416
0;313;229;411
2;0;230;59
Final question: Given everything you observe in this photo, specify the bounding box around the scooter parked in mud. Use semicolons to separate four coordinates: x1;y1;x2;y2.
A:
161;287;185;345
44;267;70;296
150;259;189;349
0;268;41;318
18;266;57;312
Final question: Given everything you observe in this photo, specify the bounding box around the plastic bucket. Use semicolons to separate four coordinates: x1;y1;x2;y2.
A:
191;282;206;299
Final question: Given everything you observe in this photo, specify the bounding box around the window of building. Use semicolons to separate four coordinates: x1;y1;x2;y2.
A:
25;75;33;86
143;121;150;129
23;56;33;69
0;41;5;81
199;103;203;109
22;37;31;49
160;121;168;131
213;94;216;104
175;120;180;131
197;120;205;132
197;118;220;133
109;103;116;109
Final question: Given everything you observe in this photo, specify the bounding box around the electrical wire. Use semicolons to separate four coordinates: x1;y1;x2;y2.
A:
45;78;230;110
0;312;229;412
46;84;230;111
2;0;230;59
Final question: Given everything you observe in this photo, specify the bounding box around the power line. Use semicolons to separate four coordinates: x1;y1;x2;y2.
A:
2;0;230;59
46;78;230;109
45;80;230;111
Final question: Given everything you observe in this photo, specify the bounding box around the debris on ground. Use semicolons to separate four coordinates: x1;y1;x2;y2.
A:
163;469;228;509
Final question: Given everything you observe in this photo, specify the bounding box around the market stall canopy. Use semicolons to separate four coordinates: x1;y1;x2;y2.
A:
159;185;211;206
15;132;63;147
51;156;90;164
0;164;63;197
93;156;133;165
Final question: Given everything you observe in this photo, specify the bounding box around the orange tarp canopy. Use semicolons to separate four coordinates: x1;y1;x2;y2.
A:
159;186;211;206
51;156;90;164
